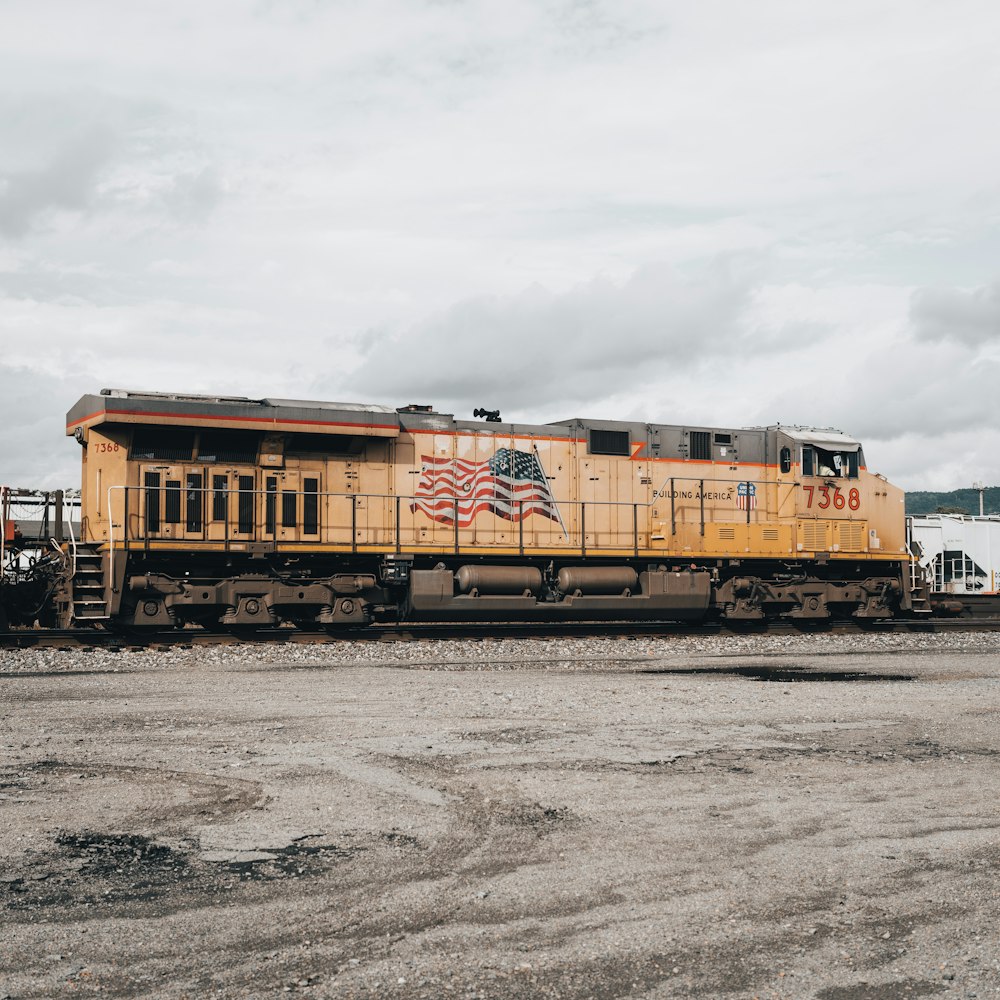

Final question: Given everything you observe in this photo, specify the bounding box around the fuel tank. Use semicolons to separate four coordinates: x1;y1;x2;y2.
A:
455;565;542;595
556;566;639;595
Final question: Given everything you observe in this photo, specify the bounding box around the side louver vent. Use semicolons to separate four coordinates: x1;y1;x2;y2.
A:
801;521;830;551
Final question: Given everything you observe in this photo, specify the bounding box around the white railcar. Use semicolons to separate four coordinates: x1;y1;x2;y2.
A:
908;514;1000;595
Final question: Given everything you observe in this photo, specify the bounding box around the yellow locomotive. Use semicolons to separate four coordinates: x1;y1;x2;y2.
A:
60;388;912;627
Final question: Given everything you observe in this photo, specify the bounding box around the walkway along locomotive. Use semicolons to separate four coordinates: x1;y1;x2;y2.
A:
56;388;917;628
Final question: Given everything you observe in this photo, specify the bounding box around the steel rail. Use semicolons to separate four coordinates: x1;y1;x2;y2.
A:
4;616;1000;650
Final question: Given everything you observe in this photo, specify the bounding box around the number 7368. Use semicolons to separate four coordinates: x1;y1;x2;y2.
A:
802;485;860;510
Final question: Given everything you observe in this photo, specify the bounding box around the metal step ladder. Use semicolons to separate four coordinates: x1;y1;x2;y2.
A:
72;545;110;622
908;556;933;615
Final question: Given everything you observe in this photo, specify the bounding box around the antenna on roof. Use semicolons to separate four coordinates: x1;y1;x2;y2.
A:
973;481;985;517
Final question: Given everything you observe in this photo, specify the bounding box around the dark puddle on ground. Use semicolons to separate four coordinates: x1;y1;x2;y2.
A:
495;801;575;833
1;832;198;911
641;664;915;683
1;828;415;912
220;840;367;881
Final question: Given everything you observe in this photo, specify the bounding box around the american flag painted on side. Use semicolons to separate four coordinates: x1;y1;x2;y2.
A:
410;447;561;527
737;482;757;510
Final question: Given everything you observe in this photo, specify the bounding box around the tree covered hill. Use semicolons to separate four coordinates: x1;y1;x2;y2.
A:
904;486;1000;516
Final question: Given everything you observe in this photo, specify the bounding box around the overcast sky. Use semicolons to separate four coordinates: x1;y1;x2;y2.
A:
2;0;999;491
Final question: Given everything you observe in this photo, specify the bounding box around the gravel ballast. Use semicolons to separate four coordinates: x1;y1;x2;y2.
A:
2;632;999;998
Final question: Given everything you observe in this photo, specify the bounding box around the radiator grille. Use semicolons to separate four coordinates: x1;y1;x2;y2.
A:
762;528;779;541
212;475;227;522
144;472;160;533
303;478;319;535
689;430;711;460
589;429;630;456
164;480;181;525
801;521;830;551
717;526;735;540
186;473;203;532
836;521;867;551
265;478;277;534
237;476;254;534
282;491;297;529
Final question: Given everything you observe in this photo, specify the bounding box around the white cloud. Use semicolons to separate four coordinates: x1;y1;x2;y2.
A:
0;0;998;492
911;279;1000;348
0;126;116;237
338;261;753;413
0;364;90;487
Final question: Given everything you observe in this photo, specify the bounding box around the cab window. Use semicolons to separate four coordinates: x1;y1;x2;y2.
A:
802;446;858;479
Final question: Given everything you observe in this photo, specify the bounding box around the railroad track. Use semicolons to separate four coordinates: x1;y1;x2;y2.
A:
3;616;1000;649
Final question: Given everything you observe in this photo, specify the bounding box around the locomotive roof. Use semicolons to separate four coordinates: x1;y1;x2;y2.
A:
66;389;400;437
66;389;862;452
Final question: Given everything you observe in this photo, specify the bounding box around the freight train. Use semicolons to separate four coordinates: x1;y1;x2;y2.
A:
1;387;918;630
0;488;79;629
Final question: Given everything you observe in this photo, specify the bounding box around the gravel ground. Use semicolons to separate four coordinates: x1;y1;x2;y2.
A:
2;631;999;999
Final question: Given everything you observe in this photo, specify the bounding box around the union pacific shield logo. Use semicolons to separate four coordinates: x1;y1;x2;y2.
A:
737;482;757;510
